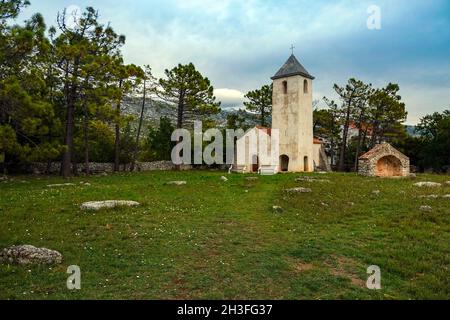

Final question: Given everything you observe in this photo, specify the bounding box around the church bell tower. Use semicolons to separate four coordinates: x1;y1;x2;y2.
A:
271;53;315;172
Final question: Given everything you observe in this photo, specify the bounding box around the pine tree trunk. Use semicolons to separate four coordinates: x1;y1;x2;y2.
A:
354;127;363;172
131;79;146;172
62;61;79;178
338;104;352;171
62;101;75;178
353;112;365;172
174;91;185;171
83;104;90;175
114;80;123;172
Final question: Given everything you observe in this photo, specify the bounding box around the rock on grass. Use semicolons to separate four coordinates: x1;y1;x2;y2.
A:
272;206;283;213
285;187;312;194
295;177;330;183
419;194;439;199
47;183;76;188
80;200;140;211
414;182;442;187
419;205;433;212
166;181;187;186
0;245;62;265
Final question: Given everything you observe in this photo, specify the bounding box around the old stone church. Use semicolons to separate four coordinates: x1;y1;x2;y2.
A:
234;54;327;173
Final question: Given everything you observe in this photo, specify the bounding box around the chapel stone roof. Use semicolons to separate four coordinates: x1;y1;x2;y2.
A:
359;142;409;161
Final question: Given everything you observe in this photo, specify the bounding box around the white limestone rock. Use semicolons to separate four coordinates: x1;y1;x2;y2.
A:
166;181;187;186
413;182;442;187
0;245;62;265
419;194;439;199
80;200;140;211
295;177;329;183
285;187;312;194
47;183;76;188
220;176;228;182
272;206;283;213
419;205;433;212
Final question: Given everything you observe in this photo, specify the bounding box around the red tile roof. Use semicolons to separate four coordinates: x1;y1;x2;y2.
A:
255;126;272;136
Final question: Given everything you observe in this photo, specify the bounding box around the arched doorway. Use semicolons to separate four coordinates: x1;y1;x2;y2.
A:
280;155;289;172
304;156;309;172
376;155;402;177
252;155;259;172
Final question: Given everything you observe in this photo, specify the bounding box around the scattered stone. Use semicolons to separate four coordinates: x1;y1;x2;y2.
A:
348;202;355;206
419;205;433;212
0;176;7;181
220;176;228;182
272;206;283;213
83;183;91;186
47;183;76;188
80;200;140;211
296;177;330;183
442;194;450;199
419;194;439;199
413;182;442;187
321;202;329;207
285;187;312;194
0;245;62;265
372;190;380;196
166;181;187;186
409;173;417;178
445;181;450;186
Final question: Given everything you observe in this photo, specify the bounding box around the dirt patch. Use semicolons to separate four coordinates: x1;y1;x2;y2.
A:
164;275;192;300
286;257;315;273
327;255;366;288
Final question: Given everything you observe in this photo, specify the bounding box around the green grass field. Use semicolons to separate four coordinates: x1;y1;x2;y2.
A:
0;171;449;300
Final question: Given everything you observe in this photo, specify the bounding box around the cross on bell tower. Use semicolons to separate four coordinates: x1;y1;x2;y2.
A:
290;44;295;55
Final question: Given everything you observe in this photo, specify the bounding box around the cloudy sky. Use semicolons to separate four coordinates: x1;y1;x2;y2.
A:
20;0;450;124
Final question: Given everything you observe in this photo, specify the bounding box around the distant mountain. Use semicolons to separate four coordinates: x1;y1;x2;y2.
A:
406;125;420;137
122;96;260;130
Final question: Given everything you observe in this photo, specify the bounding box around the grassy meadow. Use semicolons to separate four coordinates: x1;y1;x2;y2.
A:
0;171;449;299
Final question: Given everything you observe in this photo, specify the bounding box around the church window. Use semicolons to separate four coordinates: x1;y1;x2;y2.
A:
282;81;288;94
303;79;308;94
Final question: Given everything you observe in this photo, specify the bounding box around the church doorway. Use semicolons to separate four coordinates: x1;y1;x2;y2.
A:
252;155;259;172
280;155;289;172
304;156;309;172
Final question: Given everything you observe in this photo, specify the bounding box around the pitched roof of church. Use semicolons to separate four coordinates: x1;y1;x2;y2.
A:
271;54;315;80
